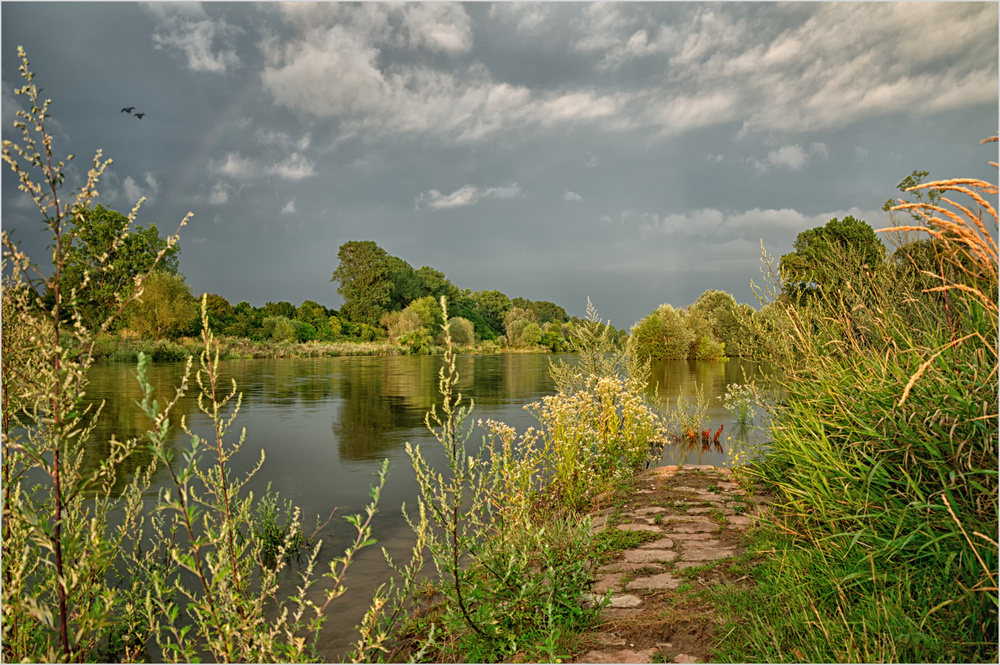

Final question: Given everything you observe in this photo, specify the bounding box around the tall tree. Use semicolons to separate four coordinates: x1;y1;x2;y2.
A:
779;215;885;299
331;240;394;326
124;272;198;339
60;204;180;328
472;289;512;337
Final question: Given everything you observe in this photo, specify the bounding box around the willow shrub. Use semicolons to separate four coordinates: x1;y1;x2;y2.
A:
1;49;388;663
748;166;998;660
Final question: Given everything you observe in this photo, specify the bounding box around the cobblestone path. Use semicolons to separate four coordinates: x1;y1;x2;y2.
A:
572;464;774;664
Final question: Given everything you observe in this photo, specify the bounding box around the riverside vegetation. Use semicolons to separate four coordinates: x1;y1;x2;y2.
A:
3;47;996;663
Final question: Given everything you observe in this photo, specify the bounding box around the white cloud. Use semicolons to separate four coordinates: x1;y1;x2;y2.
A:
123;173;159;203
855;147;869;162
767;145;807;171
208;182;229;204
269;153;314;180
400;3;472;54
149;5;241;74
281;198;296;214
620;205;889;239
416;183;522;209
564;191;583;202
216;152;255;178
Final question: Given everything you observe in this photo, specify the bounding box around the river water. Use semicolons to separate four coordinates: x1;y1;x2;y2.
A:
81;353;775;659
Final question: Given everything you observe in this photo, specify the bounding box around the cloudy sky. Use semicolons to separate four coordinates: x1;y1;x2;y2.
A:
3;2;997;327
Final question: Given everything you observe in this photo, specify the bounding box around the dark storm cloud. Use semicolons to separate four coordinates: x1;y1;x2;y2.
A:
3;2;996;327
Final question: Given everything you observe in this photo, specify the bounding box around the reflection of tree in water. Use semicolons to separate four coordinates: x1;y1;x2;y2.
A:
333;355;556;461
79;362;199;497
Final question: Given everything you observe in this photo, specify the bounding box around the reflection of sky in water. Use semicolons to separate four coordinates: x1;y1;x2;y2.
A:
80;354;777;659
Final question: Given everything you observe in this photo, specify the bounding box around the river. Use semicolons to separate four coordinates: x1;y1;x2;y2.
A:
80;353;775;659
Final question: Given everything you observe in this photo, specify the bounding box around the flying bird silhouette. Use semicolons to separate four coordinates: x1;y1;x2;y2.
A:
121;106;134;114
134;113;145;119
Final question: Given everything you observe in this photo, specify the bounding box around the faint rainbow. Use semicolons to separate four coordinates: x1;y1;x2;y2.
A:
163;75;263;213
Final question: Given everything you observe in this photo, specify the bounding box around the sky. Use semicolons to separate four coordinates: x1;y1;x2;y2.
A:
2;1;997;328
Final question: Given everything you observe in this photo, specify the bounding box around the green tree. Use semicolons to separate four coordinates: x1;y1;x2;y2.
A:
779;215;886;299
331;240;394;326
407;295;445;334
444;316;475;347
123;269;198;339
521;322;543;347
262;300;296;319
60;204;180;328
626;303;693;361
204;293;235;333
386;256;424;311
473;289;512;337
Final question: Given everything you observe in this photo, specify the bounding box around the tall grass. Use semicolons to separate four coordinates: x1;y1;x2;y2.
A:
728;156;998;662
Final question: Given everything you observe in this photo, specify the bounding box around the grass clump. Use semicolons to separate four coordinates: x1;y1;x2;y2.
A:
727;152;998;663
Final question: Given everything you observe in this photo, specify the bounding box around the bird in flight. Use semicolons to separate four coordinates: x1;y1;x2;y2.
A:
134;112;145;119
121;106;135;114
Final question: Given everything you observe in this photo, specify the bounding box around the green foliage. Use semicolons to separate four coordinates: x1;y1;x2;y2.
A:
58;204;181;329
445;316;475;347
124;271;199;339
627;302;693;362
331;240;395;326
522;322;543;347
472;289;513;337
262;299;296;319
743;172;998;662
1;57;390;661
779;215;886;300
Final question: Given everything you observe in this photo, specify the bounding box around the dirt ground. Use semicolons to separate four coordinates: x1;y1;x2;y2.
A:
570;464;774;664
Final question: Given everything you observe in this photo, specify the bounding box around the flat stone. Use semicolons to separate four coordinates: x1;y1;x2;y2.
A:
675;561;712;570
639;537;675;549
694;492;725;503
625;572;683;591
667;520;718;534
672;485;702;493
683;546;737;561
623;549;677;564
602;608;644;620
598;561;664;573
577;647;660;663
726;515;754;527
716;481;740;491
591;515;609;530
669;533;715;541
634;506;668;515
685;507;716;515
678;464;718;471
593;573;622;594
617;523;662;533
673;653;701;663
608;593;643;608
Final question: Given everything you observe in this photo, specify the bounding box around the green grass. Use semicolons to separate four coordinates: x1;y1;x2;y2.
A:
591;529;663;565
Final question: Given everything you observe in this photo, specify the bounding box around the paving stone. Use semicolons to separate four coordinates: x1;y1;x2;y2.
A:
617;523;663;533
673;653;701;663
634;506;668;515
577;647;659;663
666;520;718;534
593;573;622;594
716;481;740;491
625;572;683;590
623;549;677;564
682;546;737;561
685;507;716;515
726;515;754;527
672;485;702;493
695;492;726;503
678;464;718;471
668;532;715;541
667;515;717;523
608;594;643;608
597;561;665;573
591;515;609;530
601;608;644;620
639;537;675;549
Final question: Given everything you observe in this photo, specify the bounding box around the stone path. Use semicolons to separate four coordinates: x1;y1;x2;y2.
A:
571;465;773;664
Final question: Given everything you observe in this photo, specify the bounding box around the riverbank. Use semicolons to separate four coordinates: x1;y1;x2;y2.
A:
88;334;507;362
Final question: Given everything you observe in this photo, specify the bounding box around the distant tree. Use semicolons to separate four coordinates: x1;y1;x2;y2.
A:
381;309;421;341
204;293;235;333
522;322;543;347
503;307;540;347
295;300;329;328
262;300;296;319
331;240;394;326
60;204;180;328
443;316;475;347
386;256;424;311
779;215;886;300
473;289;512;337
416;266;462;302
124;272;198;339
406;295;445;334
626;303;693;361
